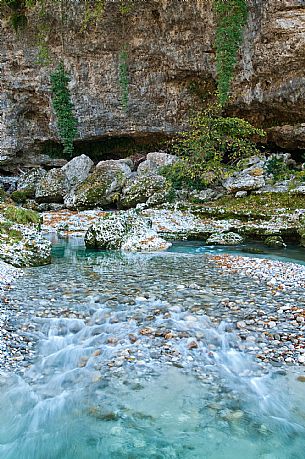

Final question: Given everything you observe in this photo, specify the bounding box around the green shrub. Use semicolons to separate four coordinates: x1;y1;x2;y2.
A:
3;205;41;225
264;157;291;182
162;103;265;190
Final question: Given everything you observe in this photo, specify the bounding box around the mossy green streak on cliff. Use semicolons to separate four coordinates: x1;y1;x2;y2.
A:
50;62;78;157
214;0;248;106
119;48;129;111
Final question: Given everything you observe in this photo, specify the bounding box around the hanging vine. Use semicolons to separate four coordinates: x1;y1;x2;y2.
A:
50;62;78;157
213;0;248;106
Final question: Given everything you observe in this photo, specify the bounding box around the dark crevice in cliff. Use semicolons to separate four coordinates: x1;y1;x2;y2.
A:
72;132;172;162
265;143;305;163
36;132;172;165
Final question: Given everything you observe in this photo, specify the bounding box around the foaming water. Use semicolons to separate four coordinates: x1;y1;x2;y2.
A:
0;240;305;458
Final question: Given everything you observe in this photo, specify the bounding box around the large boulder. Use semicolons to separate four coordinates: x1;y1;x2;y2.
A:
222;163;266;193
16;168;47;198
62;154;94;188
137;152;178;176
119;174;168;209
68;160;132;210
35;168;68;203
0;206;51;267
85;210;171;252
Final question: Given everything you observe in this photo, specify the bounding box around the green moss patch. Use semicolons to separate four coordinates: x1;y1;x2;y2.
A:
1;205;41;225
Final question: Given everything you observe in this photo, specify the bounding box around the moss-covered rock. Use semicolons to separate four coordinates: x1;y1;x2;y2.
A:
2;205;41;225
119;174;168;209
69;161;131;210
0;205;50;267
264;235;286;248
298;214;305;247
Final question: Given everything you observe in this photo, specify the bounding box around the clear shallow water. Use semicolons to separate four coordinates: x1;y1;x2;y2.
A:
0;240;305;458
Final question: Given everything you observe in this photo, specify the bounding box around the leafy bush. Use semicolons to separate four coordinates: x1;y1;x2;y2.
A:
162;104;265;190
264;157;291;182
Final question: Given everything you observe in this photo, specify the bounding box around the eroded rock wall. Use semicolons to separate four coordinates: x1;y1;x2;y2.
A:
1;0;305;170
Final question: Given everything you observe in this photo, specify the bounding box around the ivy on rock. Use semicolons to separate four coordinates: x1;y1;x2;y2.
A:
214;0;248;106
50;62;78;157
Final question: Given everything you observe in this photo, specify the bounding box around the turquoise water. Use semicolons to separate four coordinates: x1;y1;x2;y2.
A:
0;240;305;458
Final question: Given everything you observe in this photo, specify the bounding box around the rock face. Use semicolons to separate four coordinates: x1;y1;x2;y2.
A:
85;210;171;252
2;1;305;170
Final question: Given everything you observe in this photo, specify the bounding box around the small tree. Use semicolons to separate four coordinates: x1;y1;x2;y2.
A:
161;103;265;190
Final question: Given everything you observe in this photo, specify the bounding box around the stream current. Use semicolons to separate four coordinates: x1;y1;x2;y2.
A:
0;240;305;458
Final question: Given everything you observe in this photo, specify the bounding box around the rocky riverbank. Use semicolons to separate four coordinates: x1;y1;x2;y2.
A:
0;261;37;373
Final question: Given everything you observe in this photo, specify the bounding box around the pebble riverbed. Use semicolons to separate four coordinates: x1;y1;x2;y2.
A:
1;241;305;376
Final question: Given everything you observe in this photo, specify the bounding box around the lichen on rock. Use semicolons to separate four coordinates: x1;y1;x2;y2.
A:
85;210;171;252
206;231;244;246
0;205;51;267
119;174;168;209
69;160;131;210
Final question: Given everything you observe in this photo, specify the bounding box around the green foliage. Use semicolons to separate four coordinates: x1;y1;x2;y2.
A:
119;48;129;111
11;189;33;204
3;205;41;224
50;62;79;157
264;156;291;182
161;160;210;191
82;0;105;29
119;0;133;15
10;10;27;30
162;103;265;190
0;221;23;243
0;188;7;203
214;0;248;106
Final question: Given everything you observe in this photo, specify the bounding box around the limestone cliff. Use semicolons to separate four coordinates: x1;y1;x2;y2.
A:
1;0;305;171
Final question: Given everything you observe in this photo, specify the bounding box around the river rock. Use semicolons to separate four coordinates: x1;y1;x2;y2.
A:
62;154;94;188
264;235;286;248
206;232;244;246
68;160;132;210
137;152;177;175
35;168;68;203
119;174;168;209
85;210;171;252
